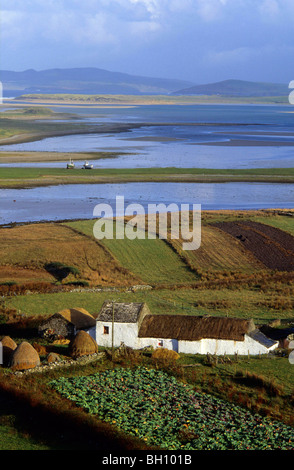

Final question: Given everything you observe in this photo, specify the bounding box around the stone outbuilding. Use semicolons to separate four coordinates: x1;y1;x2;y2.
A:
38;308;96;339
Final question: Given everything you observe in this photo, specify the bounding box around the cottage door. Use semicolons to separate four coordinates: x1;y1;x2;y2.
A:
172;339;178;352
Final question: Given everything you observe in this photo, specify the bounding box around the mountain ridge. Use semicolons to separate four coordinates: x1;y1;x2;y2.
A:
0;67;194;96
0;68;289;98
173;79;289;97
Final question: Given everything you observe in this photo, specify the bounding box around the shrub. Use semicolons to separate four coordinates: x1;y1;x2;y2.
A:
44;262;80;282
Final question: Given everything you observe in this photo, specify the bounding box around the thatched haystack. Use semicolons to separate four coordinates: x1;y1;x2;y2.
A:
1;336;17;366
58;308;96;330
69;331;98;358
152;348;180;363
9;341;40;371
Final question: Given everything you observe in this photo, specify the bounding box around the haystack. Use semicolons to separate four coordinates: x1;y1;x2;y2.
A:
9;341;40;371
69;331;98;359
58;308;96;330
1;336;17;366
152;348;180;362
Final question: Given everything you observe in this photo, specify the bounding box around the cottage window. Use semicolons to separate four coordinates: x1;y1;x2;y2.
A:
104;326;109;335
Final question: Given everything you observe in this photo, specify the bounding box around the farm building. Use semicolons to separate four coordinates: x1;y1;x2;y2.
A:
91;301;151;349
38;308;96;339
88;302;278;356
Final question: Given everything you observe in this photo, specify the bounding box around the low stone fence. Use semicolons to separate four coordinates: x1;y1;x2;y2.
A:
12;351;105;376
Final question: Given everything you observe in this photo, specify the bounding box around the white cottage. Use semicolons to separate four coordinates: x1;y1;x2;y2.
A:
91;301;151;349
89;302;278;356
137;314;278;355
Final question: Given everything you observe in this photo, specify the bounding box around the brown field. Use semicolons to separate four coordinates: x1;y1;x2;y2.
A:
213;221;294;271
0;223;139;287
170;225;265;273
0;266;54;284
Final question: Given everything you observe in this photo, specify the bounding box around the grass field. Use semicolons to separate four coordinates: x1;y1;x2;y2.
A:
0;166;293;188
3;281;293;325
66;219;197;285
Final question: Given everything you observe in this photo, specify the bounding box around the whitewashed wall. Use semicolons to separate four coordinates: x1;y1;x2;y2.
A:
95;321;139;348
90;321;277;356
179;334;276;355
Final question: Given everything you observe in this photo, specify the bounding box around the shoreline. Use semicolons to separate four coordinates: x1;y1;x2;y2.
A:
1;208;292;230
0;122;145;146
193;139;294;147
0;150;125;163
1;121;293;148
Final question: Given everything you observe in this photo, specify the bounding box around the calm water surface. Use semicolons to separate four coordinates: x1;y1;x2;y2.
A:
1;182;293;225
1;104;294;169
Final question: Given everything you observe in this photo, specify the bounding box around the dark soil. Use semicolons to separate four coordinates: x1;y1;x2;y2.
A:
212;221;294;271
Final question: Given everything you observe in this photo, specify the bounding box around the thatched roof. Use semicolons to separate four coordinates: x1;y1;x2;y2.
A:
69;331;98;358
57;308;96;329
138;315;255;342
98;302;148;323
9;341;40;371
1;336;17;366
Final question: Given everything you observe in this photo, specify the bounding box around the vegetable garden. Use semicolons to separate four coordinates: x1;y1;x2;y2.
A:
50;366;294;450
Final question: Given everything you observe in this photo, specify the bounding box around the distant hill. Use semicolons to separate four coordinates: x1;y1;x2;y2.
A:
0;67;194;97
173;79;289;97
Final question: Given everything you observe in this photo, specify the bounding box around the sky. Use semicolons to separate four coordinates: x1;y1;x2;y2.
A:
1;0;293;84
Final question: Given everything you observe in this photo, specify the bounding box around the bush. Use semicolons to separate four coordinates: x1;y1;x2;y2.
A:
44;262;80;282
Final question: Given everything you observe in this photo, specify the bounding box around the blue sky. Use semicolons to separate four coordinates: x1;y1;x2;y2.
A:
1;0;293;84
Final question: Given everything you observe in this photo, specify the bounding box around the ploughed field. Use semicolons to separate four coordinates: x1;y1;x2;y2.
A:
213;221;294;272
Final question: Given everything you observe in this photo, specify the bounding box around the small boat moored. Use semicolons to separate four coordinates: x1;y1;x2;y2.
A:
66;159;75;169
82;160;93;169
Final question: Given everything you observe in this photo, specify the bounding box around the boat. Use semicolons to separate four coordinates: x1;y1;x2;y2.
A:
82;160;93;169
66;159;75;169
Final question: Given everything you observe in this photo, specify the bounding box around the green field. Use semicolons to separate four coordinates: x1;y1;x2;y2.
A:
3;283;293;325
0;166;293;188
66;219;197;285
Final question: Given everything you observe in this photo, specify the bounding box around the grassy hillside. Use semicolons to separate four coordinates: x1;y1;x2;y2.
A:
0;210;292;323
0;223;139;287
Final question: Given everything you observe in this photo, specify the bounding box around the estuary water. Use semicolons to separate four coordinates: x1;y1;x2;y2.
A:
0;182;293;226
0;103;293;223
1;104;294;169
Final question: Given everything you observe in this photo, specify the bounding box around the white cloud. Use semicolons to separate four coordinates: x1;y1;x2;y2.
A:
259;0;280;21
1;0;293;81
